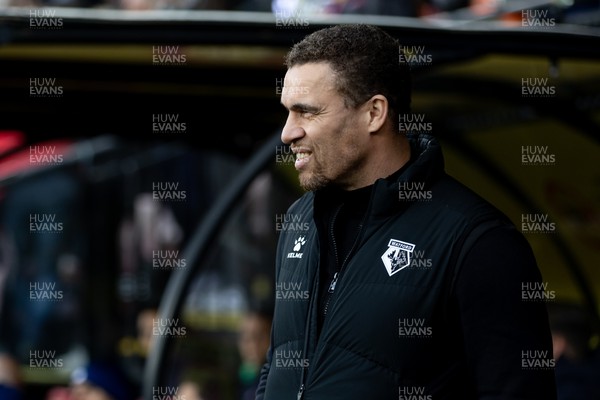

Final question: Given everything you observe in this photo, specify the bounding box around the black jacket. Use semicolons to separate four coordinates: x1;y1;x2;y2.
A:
257;134;557;400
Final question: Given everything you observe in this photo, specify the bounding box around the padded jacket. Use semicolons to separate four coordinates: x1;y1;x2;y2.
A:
256;134;557;400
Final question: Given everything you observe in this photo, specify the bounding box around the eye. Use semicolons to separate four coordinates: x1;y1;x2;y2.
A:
301;110;319;119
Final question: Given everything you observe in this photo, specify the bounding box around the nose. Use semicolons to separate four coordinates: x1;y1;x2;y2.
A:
281;113;305;145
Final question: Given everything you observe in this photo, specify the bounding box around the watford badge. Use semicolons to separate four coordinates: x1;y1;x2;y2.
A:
381;239;416;276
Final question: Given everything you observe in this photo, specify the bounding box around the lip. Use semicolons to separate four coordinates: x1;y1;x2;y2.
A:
291;147;311;170
295;153;311;170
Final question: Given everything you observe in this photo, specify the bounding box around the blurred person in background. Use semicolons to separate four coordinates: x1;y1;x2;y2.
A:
118;306;157;400
237;307;271;400
46;360;135;400
0;138;87;367
0;350;23;400
549;302;600;400
70;361;133;400
271;0;420;17
178;380;205;400
177;373;223;400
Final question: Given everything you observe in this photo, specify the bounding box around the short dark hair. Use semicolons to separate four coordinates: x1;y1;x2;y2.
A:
284;24;412;129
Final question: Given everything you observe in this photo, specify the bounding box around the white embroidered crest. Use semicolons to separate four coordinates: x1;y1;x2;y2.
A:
381;239;416;276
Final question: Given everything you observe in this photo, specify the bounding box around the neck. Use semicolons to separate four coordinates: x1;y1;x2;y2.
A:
344;133;411;190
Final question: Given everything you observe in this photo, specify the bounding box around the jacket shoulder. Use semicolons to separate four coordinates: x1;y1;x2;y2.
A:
433;174;513;226
286;191;314;216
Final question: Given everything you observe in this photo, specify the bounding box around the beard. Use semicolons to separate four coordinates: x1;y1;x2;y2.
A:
298;170;330;192
296;151;332;191
297;151;364;192
294;129;365;191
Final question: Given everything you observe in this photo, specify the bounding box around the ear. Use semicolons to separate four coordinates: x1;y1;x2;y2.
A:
365;94;388;133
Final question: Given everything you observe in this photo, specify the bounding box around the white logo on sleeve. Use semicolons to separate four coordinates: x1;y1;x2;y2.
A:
287;236;307;259
381;239;416;276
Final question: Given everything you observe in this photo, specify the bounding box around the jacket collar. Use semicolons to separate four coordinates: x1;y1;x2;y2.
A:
371;133;445;218
313;133;445;221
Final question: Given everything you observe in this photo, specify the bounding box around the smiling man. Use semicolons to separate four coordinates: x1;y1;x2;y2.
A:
256;24;557;400
280;62;410;192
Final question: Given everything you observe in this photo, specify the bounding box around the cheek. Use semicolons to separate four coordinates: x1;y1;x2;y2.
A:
311;113;362;164
334;126;364;159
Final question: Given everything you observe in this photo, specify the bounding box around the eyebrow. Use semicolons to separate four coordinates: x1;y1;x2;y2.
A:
282;102;321;114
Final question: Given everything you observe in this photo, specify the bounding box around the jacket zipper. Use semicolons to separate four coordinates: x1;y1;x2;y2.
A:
299;197;370;398
322;204;342;318
323;203;366;319
297;232;320;400
297;384;305;400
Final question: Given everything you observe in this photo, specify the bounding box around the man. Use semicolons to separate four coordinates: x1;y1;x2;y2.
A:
69;362;132;400
238;309;273;400
256;24;557;399
548;303;600;399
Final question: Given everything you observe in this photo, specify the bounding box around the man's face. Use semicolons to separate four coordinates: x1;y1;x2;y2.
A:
237;314;272;367
280;63;371;191
71;383;113;400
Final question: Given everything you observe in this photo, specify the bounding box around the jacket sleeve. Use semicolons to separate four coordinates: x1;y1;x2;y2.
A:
255;196;309;400
454;225;558;400
254;340;273;400
256;215;287;400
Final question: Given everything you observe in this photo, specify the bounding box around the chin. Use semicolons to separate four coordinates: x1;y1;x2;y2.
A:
299;174;329;192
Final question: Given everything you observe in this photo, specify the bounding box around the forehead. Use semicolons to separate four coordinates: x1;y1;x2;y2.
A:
281;63;337;106
284;62;333;84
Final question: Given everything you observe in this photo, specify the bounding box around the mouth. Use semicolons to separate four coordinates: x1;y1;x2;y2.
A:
292;148;311;170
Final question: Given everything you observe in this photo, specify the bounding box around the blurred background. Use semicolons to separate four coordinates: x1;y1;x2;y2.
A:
0;1;599;399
